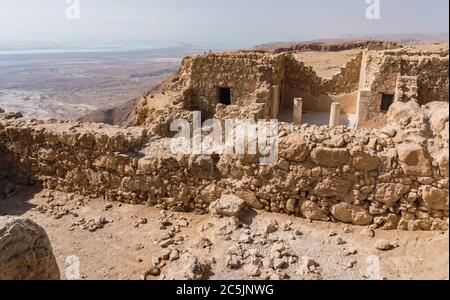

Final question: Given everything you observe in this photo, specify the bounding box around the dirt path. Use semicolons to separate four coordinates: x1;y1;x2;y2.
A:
0;186;448;280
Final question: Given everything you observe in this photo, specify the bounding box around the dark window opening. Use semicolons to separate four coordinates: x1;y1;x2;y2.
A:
381;94;394;112
219;87;231;105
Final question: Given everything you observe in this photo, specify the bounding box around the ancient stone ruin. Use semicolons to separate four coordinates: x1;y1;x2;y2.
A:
0;44;448;232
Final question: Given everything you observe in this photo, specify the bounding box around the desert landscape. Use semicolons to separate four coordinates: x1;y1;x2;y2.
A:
1;37;449;281
0;46;197;120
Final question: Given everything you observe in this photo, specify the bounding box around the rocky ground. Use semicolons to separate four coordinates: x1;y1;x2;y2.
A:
0;185;448;280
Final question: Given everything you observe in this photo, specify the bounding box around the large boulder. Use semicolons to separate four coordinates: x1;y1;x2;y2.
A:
387;101;425;125
235;190;265;210
0;216;60;280
423;102;449;132
396;143;433;177
188;155;217;179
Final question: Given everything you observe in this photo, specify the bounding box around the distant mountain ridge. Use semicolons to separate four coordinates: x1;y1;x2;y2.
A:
254;33;449;52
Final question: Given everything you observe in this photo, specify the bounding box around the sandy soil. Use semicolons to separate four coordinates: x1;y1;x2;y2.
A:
293;49;362;79
0;186;448;280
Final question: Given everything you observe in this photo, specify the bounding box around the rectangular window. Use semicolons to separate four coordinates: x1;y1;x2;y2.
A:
219;87;231;105
380;94;394;112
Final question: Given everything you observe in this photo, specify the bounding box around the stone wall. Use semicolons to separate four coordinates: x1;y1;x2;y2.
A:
139;51;364;123
178;52;279;118
325;52;363;94
357;49;449;125
1;102;448;231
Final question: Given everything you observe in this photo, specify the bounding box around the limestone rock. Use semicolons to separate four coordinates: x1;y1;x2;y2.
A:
387;101;426;126
209;194;247;218
311;147;350;167
235;190;265;210
375;239;398;251
331;203;373;226
374;183;411;207
0;216;60;280
161;253;210;280
424;101;449;132
396;143;432;177
188;155;217;179
279;134;310;162
301;201;329;222
350;146;379;171
314;177;353;200
420;186;449;211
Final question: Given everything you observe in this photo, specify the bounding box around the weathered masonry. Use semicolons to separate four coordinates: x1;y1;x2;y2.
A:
1;99;448;231
356;48;449;126
136;47;448;129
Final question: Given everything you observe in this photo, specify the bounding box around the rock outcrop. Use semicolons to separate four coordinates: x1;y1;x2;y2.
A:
0;216;60;280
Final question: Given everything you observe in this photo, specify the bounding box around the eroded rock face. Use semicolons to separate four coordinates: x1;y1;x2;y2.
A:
0;216;60;280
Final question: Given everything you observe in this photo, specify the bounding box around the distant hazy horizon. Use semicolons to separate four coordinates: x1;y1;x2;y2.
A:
1;0;449;50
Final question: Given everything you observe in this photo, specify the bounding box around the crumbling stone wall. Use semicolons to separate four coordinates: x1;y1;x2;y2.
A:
325;52;363;94
283;53;363;114
357;49;449;125
178;52;279;118
1;103;448;231
142;51;363;123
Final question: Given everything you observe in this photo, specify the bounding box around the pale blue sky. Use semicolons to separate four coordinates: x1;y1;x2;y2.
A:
0;0;448;49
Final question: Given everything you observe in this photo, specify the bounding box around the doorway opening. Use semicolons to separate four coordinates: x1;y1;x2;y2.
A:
380;93;394;112
218;87;231;105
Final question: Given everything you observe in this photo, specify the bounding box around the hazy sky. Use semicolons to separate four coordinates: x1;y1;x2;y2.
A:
0;0;448;49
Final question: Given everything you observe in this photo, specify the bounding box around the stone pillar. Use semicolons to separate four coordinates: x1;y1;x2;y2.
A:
329;103;341;128
272;85;280;119
355;90;372;128
293;98;303;124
